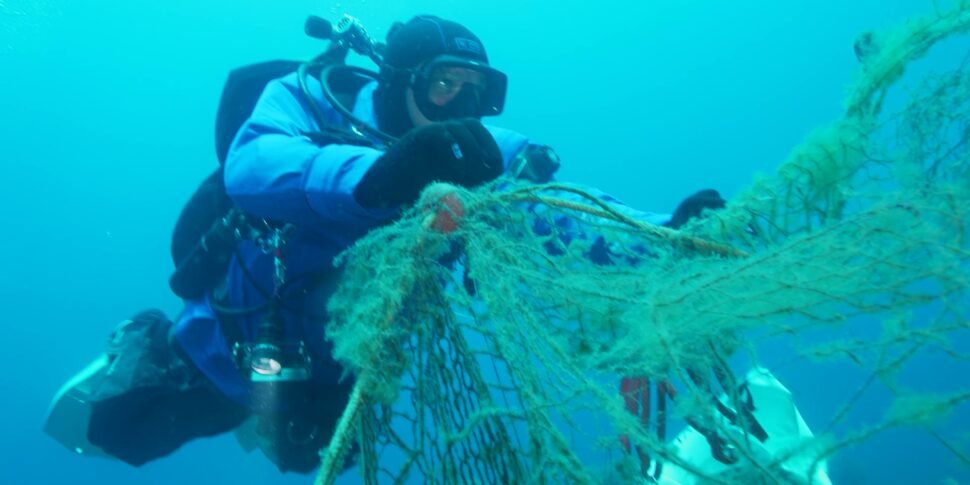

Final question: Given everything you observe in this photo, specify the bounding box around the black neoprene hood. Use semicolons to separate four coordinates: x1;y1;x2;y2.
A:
382;15;489;68
374;15;492;137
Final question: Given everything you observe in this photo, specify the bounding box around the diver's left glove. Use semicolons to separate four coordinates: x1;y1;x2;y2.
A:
665;189;726;229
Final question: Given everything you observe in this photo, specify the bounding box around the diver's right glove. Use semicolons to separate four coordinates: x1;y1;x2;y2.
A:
354;118;503;209
664;189;726;229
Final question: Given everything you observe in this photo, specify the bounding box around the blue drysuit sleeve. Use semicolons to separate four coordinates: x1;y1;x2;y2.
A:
223;73;397;227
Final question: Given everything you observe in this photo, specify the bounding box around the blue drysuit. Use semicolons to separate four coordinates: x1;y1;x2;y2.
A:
173;73;532;408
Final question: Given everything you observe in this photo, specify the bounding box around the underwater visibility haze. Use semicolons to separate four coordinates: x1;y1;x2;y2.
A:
2;0;969;484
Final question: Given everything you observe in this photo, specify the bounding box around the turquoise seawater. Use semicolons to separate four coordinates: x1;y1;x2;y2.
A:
1;1;968;483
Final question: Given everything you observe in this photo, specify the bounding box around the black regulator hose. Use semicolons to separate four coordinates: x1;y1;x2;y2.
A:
297;61;398;146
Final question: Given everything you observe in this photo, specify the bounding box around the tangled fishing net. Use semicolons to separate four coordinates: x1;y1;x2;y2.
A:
316;4;970;484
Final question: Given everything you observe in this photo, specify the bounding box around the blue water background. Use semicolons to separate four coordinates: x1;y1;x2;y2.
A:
2;0;968;483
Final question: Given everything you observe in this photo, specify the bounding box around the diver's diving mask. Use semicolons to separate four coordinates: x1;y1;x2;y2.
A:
409;55;507;121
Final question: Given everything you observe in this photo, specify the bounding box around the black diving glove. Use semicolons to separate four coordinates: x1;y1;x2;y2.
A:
665;189;726;229
354;118;503;209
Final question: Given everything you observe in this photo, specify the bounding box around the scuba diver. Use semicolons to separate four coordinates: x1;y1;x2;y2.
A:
45;14;565;473
44;12;730;476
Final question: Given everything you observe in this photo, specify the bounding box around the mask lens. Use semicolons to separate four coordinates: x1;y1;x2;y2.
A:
426;66;487;107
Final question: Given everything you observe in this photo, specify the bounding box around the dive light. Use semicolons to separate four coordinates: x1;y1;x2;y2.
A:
236;312;312;383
